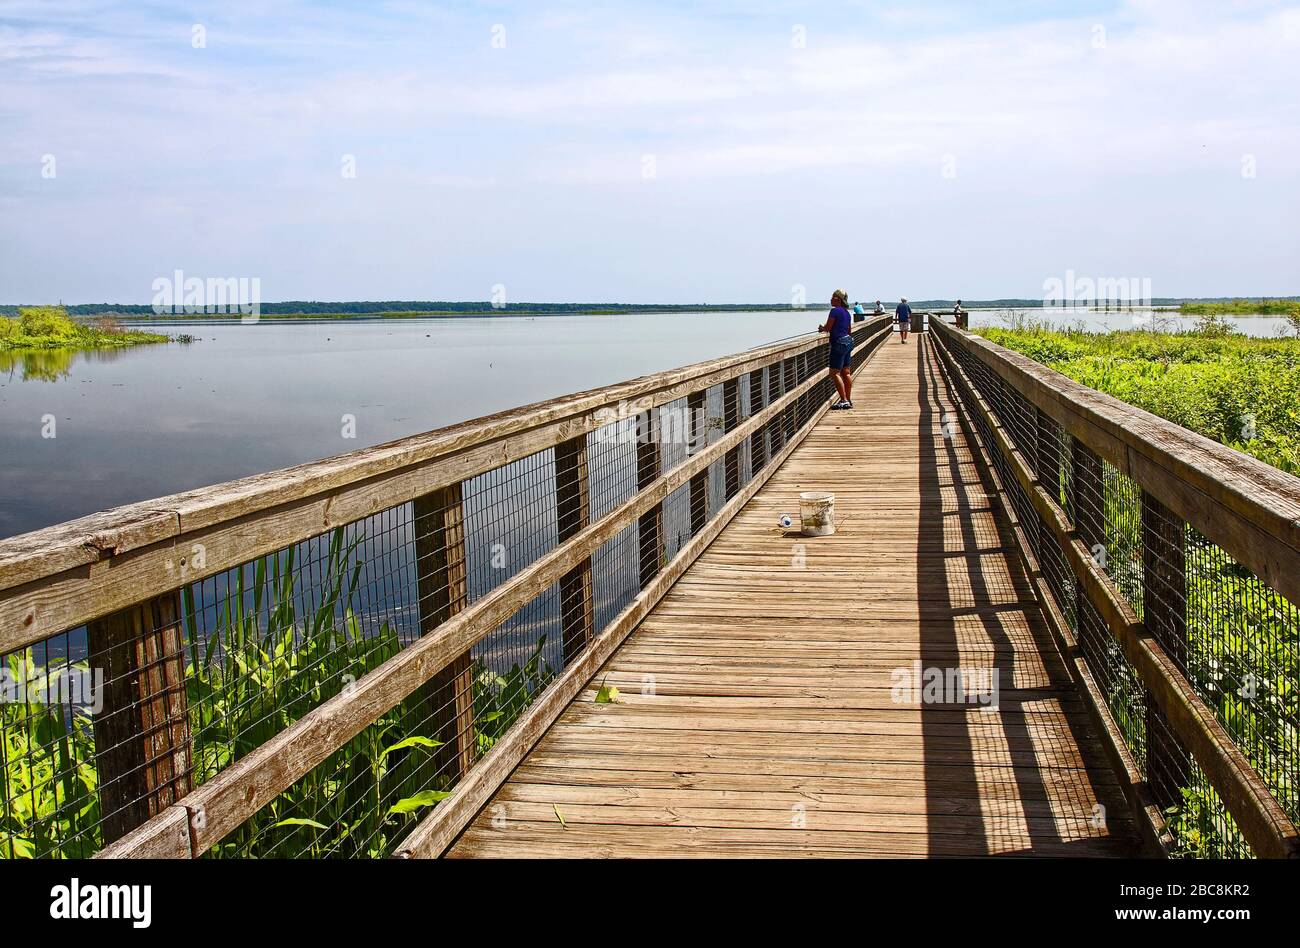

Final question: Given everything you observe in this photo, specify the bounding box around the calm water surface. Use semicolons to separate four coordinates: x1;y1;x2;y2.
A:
0;311;829;537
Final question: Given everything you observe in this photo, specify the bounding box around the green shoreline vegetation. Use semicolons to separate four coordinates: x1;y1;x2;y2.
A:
979;322;1300;474
0;306;169;351
1180;299;1300;317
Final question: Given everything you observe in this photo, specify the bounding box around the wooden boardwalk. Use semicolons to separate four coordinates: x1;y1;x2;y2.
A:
448;335;1137;858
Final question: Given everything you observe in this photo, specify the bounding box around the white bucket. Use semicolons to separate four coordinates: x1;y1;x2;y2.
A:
799;491;835;537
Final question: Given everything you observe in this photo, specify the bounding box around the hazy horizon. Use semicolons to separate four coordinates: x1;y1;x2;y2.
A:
3;1;1298;305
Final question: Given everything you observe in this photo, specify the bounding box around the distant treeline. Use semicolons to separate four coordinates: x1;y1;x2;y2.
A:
3;297;1296;318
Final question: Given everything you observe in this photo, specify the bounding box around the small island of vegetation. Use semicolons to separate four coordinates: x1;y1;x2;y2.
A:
1179;299;1300;318
0;306;170;352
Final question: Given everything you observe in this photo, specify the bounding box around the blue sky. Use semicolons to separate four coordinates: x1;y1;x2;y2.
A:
1;0;1297;304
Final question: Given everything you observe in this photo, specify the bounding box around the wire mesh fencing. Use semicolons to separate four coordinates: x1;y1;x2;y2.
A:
935;326;1298;858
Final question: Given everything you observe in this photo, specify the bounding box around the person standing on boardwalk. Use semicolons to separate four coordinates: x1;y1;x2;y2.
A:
895;297;912;344
819;289;854;410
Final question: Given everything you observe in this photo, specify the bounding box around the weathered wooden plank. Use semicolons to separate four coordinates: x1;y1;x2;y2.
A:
555;434;594;663
414;484;475;784
636;410;662;587
1142;490;1193;814
88;591;192;845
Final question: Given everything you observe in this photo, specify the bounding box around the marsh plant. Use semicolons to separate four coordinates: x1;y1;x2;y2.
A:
1;527;554;858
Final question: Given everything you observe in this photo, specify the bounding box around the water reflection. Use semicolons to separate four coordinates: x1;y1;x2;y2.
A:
0;346;136;382
0;348;79;382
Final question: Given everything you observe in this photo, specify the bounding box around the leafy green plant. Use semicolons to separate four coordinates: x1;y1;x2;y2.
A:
0;655;100;858
472;634;555;756
2;527;557;859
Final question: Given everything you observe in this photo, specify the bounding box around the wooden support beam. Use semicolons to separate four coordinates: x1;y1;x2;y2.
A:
88;591;192;845
782;358;797;443
1142;490;1192;812
1035;408;1061;579
686;391;708;535
413;484;475;784
748;369;767;473
554;435;594;664
1071;439;1106;672
722;377;741;500
932;320;1300;608
636;410;663;587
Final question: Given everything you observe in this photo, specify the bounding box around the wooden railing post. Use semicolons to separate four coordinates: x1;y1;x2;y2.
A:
782;358;797;442
637;410;663;585
748;370;767;472
1035;407;1062;584
1142;490;1192;809
722;377;741;499
686;390;708;535
767;365;785;454
554;435;594;663
1035;409;1060;502
88;591;192;845
1071;439;1106;665
413;484;474;782
793;353;805;422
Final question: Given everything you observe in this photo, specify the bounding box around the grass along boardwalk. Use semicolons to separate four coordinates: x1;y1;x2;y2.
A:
447;338;1136;857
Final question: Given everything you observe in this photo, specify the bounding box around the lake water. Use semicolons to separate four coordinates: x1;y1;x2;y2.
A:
0;310;828;538
0;308;1287;538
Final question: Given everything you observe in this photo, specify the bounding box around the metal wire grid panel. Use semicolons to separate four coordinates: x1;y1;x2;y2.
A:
940;334;1299;858
1;347;834;859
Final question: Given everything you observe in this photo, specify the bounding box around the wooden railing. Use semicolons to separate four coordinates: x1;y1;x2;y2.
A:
0;316;892;859
930;318;1300;858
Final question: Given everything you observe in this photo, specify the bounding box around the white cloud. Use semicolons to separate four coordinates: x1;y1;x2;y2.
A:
1;0;1296;301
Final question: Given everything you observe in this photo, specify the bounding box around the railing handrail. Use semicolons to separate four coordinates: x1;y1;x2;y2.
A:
930;320;1300;858
0;324;866;654
931;319;1300;605
83;316;893;858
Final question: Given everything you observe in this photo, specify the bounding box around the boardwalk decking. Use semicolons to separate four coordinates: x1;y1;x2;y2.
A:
448;335;1137;858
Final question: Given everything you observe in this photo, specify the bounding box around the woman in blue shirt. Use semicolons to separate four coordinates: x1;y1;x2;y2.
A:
819;289;854;410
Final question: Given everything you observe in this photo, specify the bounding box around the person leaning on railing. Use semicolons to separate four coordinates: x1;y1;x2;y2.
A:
818;289;854;410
